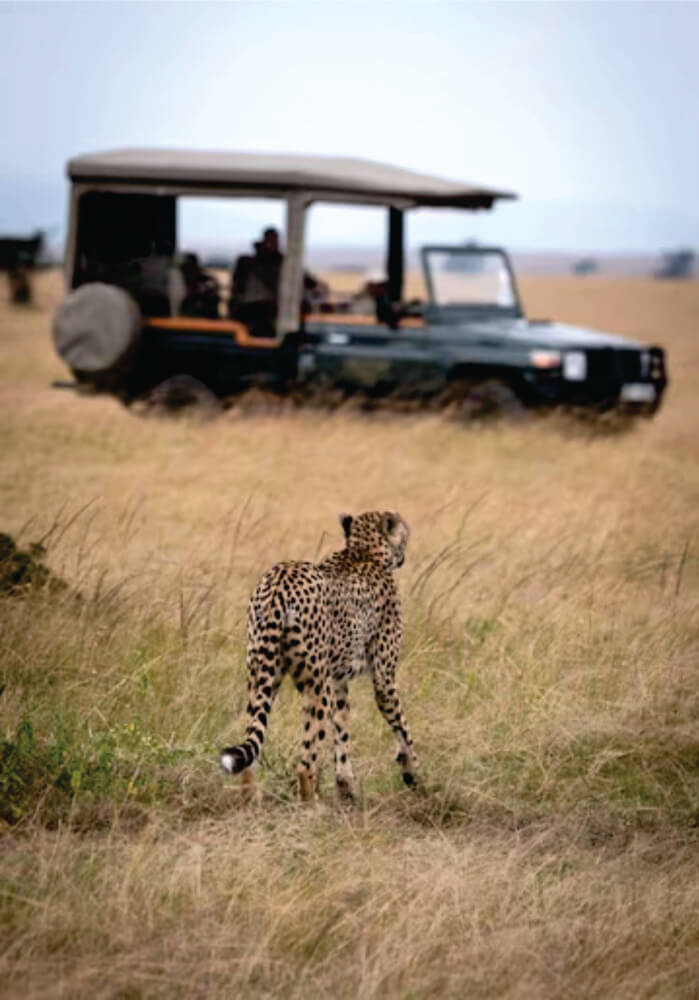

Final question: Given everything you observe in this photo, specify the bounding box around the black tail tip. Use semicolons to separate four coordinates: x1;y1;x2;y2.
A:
220;747;247;775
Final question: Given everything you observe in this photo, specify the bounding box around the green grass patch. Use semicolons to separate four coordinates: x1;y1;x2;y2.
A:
0;715;217;828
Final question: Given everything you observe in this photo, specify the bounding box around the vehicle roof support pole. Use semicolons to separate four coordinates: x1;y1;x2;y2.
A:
63;184;81;290
277;193;308;337
386;206;404;303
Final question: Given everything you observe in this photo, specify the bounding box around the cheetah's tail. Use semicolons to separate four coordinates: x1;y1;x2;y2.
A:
220;591;287;777
220;740;258;775
220;650;278;776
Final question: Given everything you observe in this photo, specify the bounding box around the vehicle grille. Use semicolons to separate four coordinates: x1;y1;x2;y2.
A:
584;347;642;388
616;349;642;381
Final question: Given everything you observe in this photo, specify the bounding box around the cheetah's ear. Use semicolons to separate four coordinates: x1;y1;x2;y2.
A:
339;513;353;539
381;512;397;537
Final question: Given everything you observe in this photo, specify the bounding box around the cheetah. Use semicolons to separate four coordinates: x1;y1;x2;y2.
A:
220;510;417;801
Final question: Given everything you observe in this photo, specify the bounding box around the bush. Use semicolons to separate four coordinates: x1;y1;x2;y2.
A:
0;532;67;595
0;715;214;828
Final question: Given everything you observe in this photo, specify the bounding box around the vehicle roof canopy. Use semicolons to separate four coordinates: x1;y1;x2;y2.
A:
67;148;516;209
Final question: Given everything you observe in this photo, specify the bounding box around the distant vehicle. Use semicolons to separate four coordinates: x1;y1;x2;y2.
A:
654;248;695;280
0;230;44;303
52;149;667;417
573;257;598;276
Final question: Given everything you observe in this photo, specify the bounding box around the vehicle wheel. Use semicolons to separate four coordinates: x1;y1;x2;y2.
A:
52;282;141;389
293;373;346;411
136;375;221;418
444;378;529;422
232;386;291;416
563;405;635;436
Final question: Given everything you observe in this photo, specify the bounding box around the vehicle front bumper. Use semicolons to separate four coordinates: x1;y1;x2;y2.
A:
522;345;667;412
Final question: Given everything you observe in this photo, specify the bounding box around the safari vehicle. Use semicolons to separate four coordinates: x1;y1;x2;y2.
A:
53;149;667;416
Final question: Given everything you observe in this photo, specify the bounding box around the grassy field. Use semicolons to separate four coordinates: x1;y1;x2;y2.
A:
1;270;698;999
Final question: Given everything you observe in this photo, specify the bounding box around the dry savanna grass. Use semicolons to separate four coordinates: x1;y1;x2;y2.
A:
0;270;698;998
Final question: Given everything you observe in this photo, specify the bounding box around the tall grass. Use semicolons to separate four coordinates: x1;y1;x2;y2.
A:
0;272;698;998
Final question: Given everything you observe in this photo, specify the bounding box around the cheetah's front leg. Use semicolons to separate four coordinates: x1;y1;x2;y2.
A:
369;645;418;788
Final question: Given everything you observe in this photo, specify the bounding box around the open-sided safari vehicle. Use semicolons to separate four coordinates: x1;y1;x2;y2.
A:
53;149;667;416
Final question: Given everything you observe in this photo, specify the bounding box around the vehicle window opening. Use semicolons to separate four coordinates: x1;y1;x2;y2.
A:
178;197;286;336
303;203;424;329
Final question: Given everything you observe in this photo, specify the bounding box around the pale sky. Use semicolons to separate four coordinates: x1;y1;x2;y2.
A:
1;0;697;252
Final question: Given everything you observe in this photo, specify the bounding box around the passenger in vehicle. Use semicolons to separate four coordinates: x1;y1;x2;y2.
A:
230;227;329;335
349;270;398;327
229;228;281;335
179;253;220;318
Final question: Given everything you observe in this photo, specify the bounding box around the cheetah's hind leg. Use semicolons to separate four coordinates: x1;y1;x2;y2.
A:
332;679;358;802
296;675;332;802
240;763;260;806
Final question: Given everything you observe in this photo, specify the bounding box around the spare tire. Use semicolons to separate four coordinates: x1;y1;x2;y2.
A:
52;282;141;389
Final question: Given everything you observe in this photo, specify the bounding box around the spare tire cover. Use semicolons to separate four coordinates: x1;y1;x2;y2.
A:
52;282;141;376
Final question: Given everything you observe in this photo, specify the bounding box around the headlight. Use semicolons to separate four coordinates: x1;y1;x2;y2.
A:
563;351;587;381
529;349;562;369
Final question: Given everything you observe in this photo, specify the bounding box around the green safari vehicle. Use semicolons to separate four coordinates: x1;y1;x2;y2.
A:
52;149;667;415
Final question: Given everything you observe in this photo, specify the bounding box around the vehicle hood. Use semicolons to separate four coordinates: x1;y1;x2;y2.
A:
435;317;644;351
520;320;642;350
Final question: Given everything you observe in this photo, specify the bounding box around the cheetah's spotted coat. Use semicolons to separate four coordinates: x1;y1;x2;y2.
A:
220;510;417;800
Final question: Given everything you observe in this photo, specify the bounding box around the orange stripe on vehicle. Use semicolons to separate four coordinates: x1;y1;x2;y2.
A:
144;312;425;348
143;317;281;349
305;313;424;329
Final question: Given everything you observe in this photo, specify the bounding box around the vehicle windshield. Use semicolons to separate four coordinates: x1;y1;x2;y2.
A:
423;247;518;313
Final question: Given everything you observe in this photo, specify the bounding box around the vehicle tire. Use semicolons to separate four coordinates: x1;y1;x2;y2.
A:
52;282;141;390
444;378;529;422
137;374;221;418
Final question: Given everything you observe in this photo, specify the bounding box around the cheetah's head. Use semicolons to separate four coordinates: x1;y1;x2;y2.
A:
339;510;410;571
